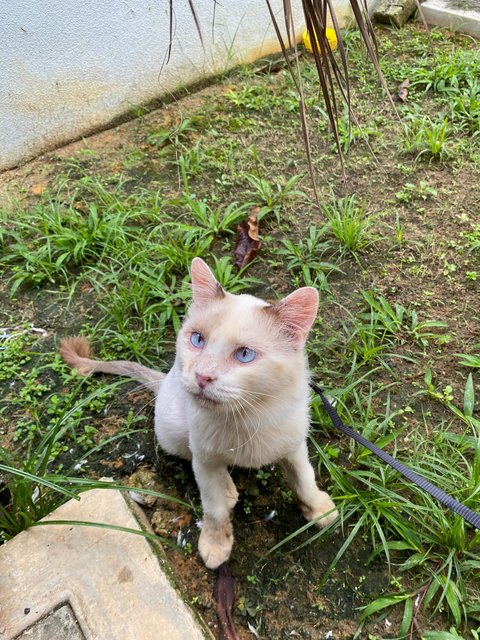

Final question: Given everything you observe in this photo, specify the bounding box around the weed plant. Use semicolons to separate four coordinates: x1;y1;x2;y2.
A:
456;348;480;370
0;374;145;541
403;114;452;162
0;329;187;542
320;193;376;257
409;49;480;95
358;291;449;348
1;170;261;357
464;225;480;252
244;172;305;224
395;181;438;203
403;48;480;156
225;85;282;112
146;116;195;148
278;225;341;290
295;287;477;633
450;79;480;135
335;107;380;154
0;444;186;544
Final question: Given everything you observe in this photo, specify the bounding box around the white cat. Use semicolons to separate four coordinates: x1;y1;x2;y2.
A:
59;258;338;569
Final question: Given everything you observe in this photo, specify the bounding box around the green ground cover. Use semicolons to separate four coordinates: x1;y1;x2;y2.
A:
1;22;479;640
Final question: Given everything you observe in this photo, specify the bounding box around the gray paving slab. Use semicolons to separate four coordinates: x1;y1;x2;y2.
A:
0;488;213;640
16;604;85;640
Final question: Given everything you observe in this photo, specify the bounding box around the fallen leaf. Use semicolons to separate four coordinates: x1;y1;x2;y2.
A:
30;184;45;195
213;562;240;640
253;56;290;75
234;207;261;270
174;513;191;528
397;79;410;103
80;282;93;294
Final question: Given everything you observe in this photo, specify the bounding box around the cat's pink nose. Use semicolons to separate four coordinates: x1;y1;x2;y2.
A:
195;372;215;389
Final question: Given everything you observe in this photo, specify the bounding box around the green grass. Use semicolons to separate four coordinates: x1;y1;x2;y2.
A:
403;114;452;162
320;193;377;257
244;172;306;224
0;374;148;541
408;49;480;95
395;181;438;203
277;225;340;290
277;378;480;634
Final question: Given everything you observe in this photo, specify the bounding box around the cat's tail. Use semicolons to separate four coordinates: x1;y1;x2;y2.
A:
59;336;165;391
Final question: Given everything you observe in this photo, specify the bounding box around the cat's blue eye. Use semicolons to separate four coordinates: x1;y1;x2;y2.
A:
234;347;256;363
190;332;205;349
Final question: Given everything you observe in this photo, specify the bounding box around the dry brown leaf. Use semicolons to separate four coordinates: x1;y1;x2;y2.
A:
397;79;410;103
175;513;191;528
233;207;261;270
80;282;93;294
30;184;45;195
213;563;239;640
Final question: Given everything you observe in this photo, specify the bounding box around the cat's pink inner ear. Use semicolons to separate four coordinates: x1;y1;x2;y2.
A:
273;287;319;345
190;258;224;304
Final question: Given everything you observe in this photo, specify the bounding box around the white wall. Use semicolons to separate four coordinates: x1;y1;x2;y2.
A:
0;0;359;171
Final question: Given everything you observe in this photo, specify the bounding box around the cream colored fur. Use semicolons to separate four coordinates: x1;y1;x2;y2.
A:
59;258;338;569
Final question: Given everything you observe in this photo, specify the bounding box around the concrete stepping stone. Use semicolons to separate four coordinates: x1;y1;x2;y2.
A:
0;489;212;640
373;0;418;27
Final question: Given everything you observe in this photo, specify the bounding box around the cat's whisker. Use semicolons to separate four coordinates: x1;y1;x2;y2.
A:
98;380;158;427
225;394;281;467
234;386;285;401
225;398;251;444
240;390;286;408
235;392;279;426
226;397;251;444
225;400;244;461
219;384;284;404
226;397;262;468
130;395;158;421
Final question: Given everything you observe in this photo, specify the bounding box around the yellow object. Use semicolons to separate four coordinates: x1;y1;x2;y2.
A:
302;28;338;53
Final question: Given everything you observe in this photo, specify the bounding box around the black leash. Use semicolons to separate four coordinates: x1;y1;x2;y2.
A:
310;382;480;530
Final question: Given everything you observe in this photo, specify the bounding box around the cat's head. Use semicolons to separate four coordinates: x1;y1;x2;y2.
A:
177;258;318;408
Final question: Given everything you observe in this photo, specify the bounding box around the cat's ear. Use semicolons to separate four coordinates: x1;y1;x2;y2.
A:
269;287;319;346
190;258;225;305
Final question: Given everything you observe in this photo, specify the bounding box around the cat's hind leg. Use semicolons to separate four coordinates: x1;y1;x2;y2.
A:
280;441;338;527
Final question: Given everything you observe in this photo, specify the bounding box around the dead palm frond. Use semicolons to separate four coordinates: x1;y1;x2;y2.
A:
272;0;398;184
177;0;398;190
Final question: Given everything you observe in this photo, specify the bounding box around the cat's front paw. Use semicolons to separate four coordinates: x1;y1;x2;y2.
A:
198;516;234;569
300;491;338;528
